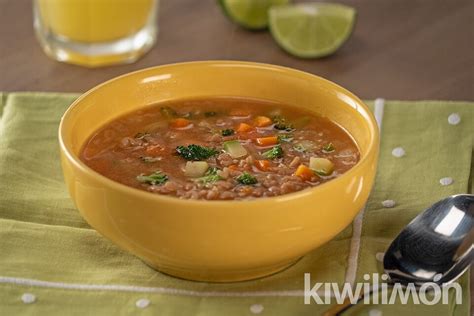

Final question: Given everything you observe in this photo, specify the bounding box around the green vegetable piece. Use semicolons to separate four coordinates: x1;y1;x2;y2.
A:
176;145;219;161
136;171;168;185
223;140;248;158
221;129;235;136
140;156;162;163
262;145;283;159
277;134;293;142
322;142;335;153
309;157;334;175
314;170;330;176
236;172;258;185
160;106;178;118
185;161;209;177
198;167;223;183
272;115;294;131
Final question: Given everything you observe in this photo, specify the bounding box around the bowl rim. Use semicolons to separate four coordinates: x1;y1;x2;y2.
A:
59;60;379;206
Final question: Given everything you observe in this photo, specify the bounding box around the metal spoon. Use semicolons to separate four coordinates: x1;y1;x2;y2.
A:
324;194;474;315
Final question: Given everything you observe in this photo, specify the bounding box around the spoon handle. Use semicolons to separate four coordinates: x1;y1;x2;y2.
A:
322;287;377;316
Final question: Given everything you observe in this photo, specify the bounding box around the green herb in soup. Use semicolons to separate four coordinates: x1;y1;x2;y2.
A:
272;115;293;131
176;144;219;161
262;145;283;159
277;134;293;143
137;171;168;186
236;172;258;185
80;97;360;200
322;142;336;153
198;167;223;184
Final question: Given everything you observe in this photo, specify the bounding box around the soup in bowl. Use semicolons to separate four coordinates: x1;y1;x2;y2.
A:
59;61;379;282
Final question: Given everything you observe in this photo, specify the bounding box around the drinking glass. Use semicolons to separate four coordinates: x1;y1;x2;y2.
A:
33;0;159;67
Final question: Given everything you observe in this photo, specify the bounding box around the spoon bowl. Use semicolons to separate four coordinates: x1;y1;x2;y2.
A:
384;194;474;286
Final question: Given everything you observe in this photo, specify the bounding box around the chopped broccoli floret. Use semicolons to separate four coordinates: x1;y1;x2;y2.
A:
262;145;283;159
236;172;258;185
221;129;235;136
272;116;294;131
136;171;168;185
198;167;222;183
176;145;219;161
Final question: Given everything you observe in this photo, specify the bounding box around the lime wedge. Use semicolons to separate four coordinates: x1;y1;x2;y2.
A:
269;3;356;58
219;0;290;30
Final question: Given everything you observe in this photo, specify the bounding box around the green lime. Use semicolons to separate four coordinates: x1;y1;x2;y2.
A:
219;0;291;30
269;3;356;58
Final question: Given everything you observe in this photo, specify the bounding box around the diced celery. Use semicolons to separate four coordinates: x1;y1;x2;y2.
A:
309;157;334;175
184;161;209;178
223;140;247;158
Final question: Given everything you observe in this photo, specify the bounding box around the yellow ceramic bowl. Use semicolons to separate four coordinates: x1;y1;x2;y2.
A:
59;61;379;282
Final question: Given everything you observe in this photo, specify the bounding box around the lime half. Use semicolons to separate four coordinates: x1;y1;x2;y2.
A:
269;3;356;58
219;0;290;30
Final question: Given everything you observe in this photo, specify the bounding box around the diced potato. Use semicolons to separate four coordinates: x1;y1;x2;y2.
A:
184;161;209;178
309;157;334;176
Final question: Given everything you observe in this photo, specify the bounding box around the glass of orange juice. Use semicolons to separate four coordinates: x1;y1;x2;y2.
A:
33;0;158;67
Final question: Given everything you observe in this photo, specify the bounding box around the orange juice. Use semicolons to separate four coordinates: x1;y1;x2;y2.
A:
38;0;155;42
34;0;158;67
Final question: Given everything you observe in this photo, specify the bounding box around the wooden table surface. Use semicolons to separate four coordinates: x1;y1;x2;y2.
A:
0;0;473;313
0;0;473;99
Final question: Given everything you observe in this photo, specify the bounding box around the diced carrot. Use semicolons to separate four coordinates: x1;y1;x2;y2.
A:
146;145;164;156
228;164;239;171
240;186;252;194
170;118;192;128
230;109;250;117
255;136;278;146
236;123;252;133
255;116;272;127
294;164;314;181
255;160;271;171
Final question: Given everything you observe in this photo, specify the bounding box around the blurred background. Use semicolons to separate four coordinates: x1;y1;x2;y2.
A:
0;0;473;99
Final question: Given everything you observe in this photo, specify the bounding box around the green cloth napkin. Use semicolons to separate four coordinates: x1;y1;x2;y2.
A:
0;92;472;315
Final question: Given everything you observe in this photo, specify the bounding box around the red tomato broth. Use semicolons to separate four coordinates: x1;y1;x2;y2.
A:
80;97;360;200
